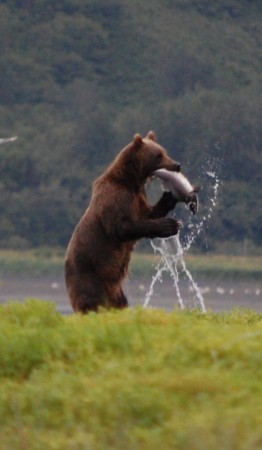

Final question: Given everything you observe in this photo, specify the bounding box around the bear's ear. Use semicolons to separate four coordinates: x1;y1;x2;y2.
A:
146;131;157;142
133;133;143;148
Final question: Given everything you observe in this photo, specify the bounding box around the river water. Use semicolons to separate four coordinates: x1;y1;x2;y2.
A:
0;275;261;314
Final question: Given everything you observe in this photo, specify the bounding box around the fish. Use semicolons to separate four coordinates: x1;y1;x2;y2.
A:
0;136;18;144
153;168;200;214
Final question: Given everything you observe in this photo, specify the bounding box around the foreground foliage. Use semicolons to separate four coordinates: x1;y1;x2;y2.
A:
0;300;261;449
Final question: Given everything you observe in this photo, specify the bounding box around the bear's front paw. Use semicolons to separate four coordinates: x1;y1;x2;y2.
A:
160;191;177;210
156;218;183;238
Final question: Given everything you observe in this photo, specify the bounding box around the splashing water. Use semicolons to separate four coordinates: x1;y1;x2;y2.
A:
144;237;186;310
143;234;206;312
144;154;222;312
180;161;221;252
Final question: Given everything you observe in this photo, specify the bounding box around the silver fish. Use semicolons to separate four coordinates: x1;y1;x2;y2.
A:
153;168;200;214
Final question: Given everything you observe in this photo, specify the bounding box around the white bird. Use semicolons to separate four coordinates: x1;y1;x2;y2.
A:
216;287;225;295
0;136;18;144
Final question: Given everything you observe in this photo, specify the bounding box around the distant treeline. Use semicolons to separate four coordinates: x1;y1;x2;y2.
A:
0;0;261;250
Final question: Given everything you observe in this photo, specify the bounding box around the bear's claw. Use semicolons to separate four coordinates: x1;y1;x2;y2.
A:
156;218;183;238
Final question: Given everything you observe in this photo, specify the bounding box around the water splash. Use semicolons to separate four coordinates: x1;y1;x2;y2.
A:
144;237;186;310
144;153;222;312
144;235;206;312
180;159;221;252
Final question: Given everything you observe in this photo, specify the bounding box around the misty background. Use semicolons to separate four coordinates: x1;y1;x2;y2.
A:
0;0;261;254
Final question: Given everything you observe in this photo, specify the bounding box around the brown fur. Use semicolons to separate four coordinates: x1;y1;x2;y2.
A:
65;132;181;313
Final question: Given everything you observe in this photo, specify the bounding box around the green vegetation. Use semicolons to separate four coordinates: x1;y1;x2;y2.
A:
0;248;64;276
0;249;261;280
0;0;261;250
0;300;261;449
186;254;262;280
131;252;262;280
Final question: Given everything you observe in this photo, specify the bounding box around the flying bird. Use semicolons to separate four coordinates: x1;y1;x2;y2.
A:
0;136;18;144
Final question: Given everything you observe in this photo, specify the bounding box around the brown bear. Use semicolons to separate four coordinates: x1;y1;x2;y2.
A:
65;131;181;313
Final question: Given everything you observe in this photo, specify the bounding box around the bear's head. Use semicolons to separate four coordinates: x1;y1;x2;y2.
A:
134;131;181;179
106;131;180;188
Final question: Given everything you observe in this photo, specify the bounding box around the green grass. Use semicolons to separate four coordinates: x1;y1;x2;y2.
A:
0;249;261;280
186;254;262;280
130;253;262;280
0;248;64;276
0;300;261;449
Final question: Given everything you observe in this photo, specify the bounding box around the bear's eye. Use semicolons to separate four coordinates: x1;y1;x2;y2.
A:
156;152;162;161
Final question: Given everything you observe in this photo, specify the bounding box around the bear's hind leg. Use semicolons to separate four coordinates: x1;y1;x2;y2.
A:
71;290;100;313
106;287;128;309
115;289;129;309
69;278;107;313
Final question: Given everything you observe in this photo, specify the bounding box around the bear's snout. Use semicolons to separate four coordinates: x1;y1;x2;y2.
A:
165;162;181;172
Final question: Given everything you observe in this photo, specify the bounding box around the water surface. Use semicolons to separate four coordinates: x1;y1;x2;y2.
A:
0;276;261;314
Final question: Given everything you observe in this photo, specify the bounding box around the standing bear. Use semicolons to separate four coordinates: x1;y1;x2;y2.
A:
65;132;181;313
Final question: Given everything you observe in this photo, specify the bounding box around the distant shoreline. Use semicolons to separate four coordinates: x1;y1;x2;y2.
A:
0;249;261;280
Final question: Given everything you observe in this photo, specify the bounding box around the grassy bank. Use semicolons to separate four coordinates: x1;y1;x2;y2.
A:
0;248;64;277
0;249;261;280
0;300;261;450
131;253;262;280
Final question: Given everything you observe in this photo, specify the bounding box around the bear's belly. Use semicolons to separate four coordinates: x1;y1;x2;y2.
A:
98;242;134;283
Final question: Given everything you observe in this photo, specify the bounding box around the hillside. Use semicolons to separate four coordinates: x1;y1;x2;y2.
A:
0;0;261;250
